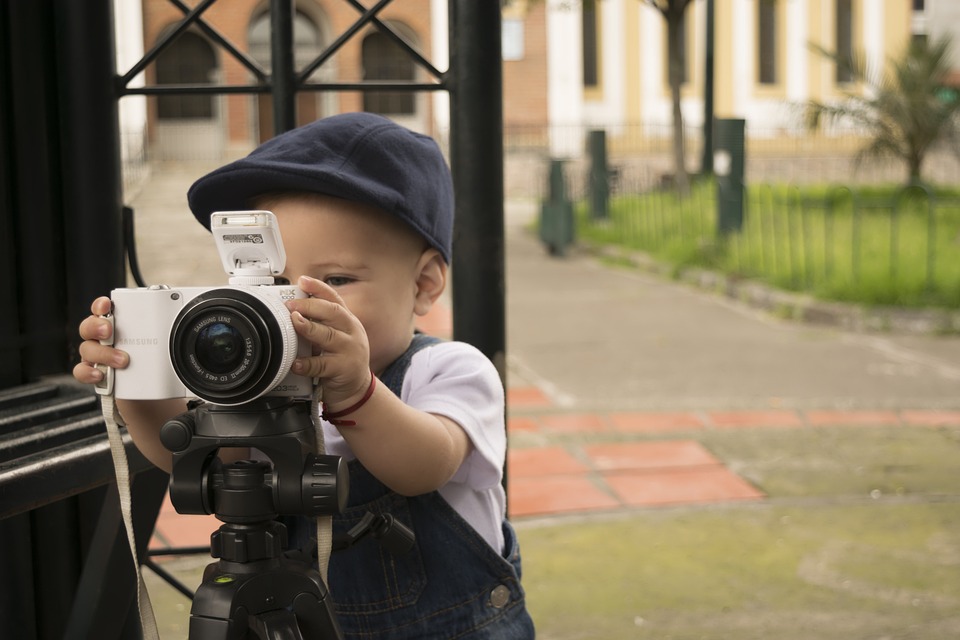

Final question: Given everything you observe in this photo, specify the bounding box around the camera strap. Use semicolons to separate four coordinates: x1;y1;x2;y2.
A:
310;382;334;587
99;393;162;640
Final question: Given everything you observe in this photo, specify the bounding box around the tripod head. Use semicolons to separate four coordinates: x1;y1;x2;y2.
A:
161;397;348;639
161;397;348;519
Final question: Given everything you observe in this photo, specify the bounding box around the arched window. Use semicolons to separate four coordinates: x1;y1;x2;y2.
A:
362;30;415;115
156;31;216;119
248;10;325;137
248;10;323;74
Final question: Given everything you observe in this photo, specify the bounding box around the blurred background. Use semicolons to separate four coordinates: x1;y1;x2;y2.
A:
3;1;960;638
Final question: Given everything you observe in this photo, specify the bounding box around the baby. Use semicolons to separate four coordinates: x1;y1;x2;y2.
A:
74;112;534;638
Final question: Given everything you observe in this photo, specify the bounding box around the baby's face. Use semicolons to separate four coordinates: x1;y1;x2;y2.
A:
271;194;432;374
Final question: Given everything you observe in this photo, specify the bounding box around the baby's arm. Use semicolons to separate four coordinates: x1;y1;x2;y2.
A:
74;296;185;471
286;277;472;497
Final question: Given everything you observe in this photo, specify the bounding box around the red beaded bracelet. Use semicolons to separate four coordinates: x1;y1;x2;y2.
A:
322;374;377;427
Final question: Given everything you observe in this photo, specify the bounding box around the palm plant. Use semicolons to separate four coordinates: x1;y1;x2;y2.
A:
805;35;960;183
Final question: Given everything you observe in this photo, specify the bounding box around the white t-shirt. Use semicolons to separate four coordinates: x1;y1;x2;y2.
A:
322;341;507;554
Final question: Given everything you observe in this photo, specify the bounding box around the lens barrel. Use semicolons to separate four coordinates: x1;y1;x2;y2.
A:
170;288;296;404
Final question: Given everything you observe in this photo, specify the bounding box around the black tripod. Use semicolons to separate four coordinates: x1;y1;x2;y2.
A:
160;398;348;640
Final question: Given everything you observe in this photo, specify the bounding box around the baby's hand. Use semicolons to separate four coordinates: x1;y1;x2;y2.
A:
285;276;372;410
73;296;129;385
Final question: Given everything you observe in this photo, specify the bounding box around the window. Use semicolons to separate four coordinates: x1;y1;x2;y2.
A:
757;0;778;85
835;0;853;84
155;32;216;119
582;1;598;88
502;18;525;61
362;31;415;115
248;11;323;78
248;11;324;137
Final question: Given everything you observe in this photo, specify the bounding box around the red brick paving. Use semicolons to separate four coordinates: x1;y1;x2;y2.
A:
898;410;960;426
506;439;765;517
537;413;610;434
609;411;705;433
706;410;805;428
804;410;901;426
508;476;622;517
506;386;552;408
508;446;590;477
604;467;764;508
583;441;720;472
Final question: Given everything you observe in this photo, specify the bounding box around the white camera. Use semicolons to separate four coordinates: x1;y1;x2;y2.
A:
103;211;312;406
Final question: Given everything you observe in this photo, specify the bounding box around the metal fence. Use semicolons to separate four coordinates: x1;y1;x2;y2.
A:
574;173;960;309
504;122;960;199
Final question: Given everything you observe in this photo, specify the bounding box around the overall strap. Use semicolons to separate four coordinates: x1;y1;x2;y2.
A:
378;333;442;395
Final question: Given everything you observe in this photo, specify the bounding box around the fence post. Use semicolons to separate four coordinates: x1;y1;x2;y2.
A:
587;129;609;219
714;118;745;235
539;159;575;256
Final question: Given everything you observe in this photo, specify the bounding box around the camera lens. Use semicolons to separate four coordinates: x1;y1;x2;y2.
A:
169;288;299;405
194;322;245;374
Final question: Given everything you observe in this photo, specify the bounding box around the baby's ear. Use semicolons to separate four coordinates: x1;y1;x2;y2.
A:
413;249;447;316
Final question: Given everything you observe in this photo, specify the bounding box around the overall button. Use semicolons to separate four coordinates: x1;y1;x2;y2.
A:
489;585;510;609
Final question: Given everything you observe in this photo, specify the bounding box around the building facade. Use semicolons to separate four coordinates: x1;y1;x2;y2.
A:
121;1;956;171
136;0;444;160
539;0;920;157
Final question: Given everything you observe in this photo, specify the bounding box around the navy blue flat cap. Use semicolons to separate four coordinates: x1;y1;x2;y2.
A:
187;112;454;263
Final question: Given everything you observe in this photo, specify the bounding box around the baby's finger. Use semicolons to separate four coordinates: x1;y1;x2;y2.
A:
289;297;358;334
72;362;104;384
90;296;112;316
291;310;352;351
78;341;129;369
79;315;113;341
291;353;329;380
295;275;342;302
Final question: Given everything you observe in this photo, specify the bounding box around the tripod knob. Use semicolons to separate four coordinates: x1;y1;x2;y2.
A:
210;520;287;563
216;460;277;522
160;414;194;452
302;453;349;515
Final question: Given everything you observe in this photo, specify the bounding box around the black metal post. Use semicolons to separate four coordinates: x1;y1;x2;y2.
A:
700;0;715;175
0;0;21;389
3;0;70;382
270;0;297;134
54;0;125;360
448;0;506;381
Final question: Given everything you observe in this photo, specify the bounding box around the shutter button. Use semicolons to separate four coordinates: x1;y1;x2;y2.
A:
489;585;510;608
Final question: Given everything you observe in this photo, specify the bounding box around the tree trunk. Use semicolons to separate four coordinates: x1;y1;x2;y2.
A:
666;12;690;196
908;152;923;184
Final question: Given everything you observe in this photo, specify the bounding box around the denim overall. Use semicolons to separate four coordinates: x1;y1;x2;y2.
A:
294;334;535;639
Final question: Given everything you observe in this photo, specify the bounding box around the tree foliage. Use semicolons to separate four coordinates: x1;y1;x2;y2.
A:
805;35;960;183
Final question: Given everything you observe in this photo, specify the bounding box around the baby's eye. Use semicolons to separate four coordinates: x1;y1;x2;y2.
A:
324;276;354;287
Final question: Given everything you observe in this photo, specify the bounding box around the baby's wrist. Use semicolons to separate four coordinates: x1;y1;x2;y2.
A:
322;372;376;426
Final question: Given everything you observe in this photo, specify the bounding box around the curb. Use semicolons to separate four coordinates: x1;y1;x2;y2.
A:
584;242;960;336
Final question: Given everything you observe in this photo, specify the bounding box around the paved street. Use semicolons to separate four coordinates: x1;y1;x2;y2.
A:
504;200;960;413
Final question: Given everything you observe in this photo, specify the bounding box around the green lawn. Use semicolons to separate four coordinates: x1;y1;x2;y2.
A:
577;182;960;308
